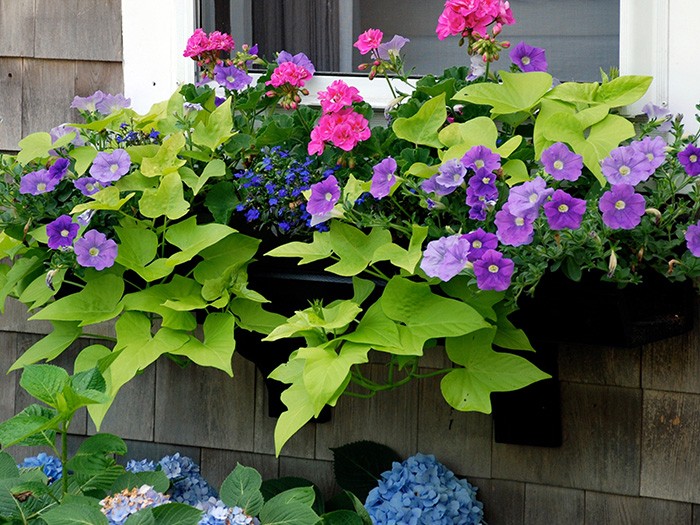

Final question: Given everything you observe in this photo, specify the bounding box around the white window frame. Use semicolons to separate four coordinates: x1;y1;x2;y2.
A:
122;0;699;132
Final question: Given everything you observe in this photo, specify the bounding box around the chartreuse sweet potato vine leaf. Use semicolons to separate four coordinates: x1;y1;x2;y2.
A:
265;231;333;264
71;186;136;214
180;158;226;195
9;320;82;371
454;71;553;115
440;334;551;412
325;222;392;276
17;131;74;165
140;132;186;178
169;312;235;375
545;75;652;108
138;171;190;219
192;97;235;151
392;93;446;149
371;225;428;273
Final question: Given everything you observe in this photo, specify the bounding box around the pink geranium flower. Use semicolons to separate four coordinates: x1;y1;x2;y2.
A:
354;29;384;55
318;80;363;113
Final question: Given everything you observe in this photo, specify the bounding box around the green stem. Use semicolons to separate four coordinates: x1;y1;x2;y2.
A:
60;420;68;497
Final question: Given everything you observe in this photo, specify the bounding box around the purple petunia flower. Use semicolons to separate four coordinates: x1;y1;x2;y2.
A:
495;203;535;246
507;176;553;219
50;124;84;147
467;171;497;198
630;136;666;171
462;228;498;262
377;35;410;61
420;234;471;281
307;175;340;216
48;158;70;181
468;200;489;221
435;158;467;189
19;169;58;195
461;145;500;173
540;142;583;181
214;63;253;91
642;102;673;133
89;149;131;183
601;145;654;186
467;54;487;81
74;177;106;196
678;143;700;176
70;90;105;112
685;222;700;256
473;249;515;292
598;184;646;230
369;157;397;199
73;230;118;270
510;41;548;72
422;174;457;197
276;51;316;75
46;215;79;249
94;93;131;114
543;189;587;230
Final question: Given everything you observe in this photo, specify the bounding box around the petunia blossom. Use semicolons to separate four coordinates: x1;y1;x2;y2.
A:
74;177;106;196
48;158;70;181
510;41;548;72
95;93;131;114
369;157;397;199
495;203;535;246
214;64;252;91
630;136;666;171
435;158;468;189
678;143;700;176
543;190;587;230
74;230;118;271
461;145;500;173
462;228;498;262
507;176;553;219
473;249;515;292
19;169;58;195
685;222;700;256
307;175;340;216
89;149;131;184
377;35;410;61
540;142;583;181
420;234;471;281
598;184;646;230
70;91;105;112
46;215;79;250
601;145;654;186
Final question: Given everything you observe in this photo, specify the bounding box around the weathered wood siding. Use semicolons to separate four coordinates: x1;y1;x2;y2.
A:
3;297;700;523
0;0;123;151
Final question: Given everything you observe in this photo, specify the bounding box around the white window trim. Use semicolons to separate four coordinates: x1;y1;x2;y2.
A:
123;0;699;132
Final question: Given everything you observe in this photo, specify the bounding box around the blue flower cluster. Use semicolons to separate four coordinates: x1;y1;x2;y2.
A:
235;146;336;236
18;453;63;484
100;485;170;524
195;497;259;525
365;453;484;525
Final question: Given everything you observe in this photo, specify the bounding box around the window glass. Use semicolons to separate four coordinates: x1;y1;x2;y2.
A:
201;0;619;81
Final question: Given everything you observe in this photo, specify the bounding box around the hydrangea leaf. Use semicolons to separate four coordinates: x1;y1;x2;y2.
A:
371;225;428;273
71;186;136;214
454;71;553;115
9;321;81;372
300;343;368;415
140;132;186;178
392;93;446;149
18;269;66;310
440;338;550;412
265;231;333;264
41;502;110;525
220;464;264;516
325;223;393;276
114;226;158;271
150;502;205;525
138;172;190;220
29;273;124;326
169;312;235;375
111;470;170;494
16;132;53;165
502;159;530;186
18;364;70;407
69;145;98;175
192;97;234;151
259;498;319;525
0;404;57;448
181;159;226;196
380;277;490;344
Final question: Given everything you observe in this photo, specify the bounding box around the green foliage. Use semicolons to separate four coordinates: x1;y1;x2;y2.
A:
331;441;401;501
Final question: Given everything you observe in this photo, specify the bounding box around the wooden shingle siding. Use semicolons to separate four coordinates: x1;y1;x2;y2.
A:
0;0;123;151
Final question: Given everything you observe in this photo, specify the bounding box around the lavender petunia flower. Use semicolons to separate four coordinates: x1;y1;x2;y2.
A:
467;54;487;81
19;169;58;195
50;124;84;147
601;145;654;186
678;143;700;176
377;35;410;61
510;41;548;72
48;158;70;181
642;102;673;133
422;174;457;197
495;203;535;246
685;222;700;256
214;63;253;91
420;234;471;281
70;90;105;112
507;176;552;219
540;142;583;181
369;157;397;199
462;228;498;262
473;249;515;292
46;215;79;249
74;230;118;270
461;145;500;173
630;136;666;171
74;177;106;196
435;158;467;189
468;200;488;221
95;93;131;114
543;189;587;230
598;184;646;230
89;149;131;183
307;175;340;216
276;51;315;75
77;210;96;227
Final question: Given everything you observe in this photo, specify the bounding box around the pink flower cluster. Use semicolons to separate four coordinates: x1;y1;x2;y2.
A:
183;28;235;58
354;28;384;55
267;61;312;88
308;81;370;155
436;0;515;40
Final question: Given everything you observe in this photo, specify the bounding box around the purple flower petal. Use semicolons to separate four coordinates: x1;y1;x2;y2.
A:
598;184;646;230
369;157;397;199
420;234;471;281
46;215;79;249
473;249;514;291
74;230;118;270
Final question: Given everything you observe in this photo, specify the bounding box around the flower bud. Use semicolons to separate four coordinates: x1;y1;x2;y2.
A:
607;249;617;278
645;207;662;224
668;259;681;275
357;63;369;71
501;41;511;49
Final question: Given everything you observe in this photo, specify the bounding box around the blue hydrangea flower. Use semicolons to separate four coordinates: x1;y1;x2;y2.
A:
196;498;260;525
126;458;156;473
18;453;63;484
100;485;170;524
365;453;484;525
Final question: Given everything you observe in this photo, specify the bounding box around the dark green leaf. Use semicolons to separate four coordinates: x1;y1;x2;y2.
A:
42;502;109;524
151;502;204;525
0;452;19;480
317;510;364;525
220;463;264;517
331;441;401;501
111;470;170;494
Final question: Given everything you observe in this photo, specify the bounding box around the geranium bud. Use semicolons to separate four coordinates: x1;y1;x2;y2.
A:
502;41;511;49
373;60;381;66
483;53;489;62
607;249;617;277
301;88;309;96
357;63;369;71
265;90;275;97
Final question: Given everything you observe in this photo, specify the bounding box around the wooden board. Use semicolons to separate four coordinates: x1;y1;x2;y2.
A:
21;59;75;136
558;343;641;387
586;492;692;524
471;478;525;525
0;0;35;57
523;484;584;525
0;58;24;151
